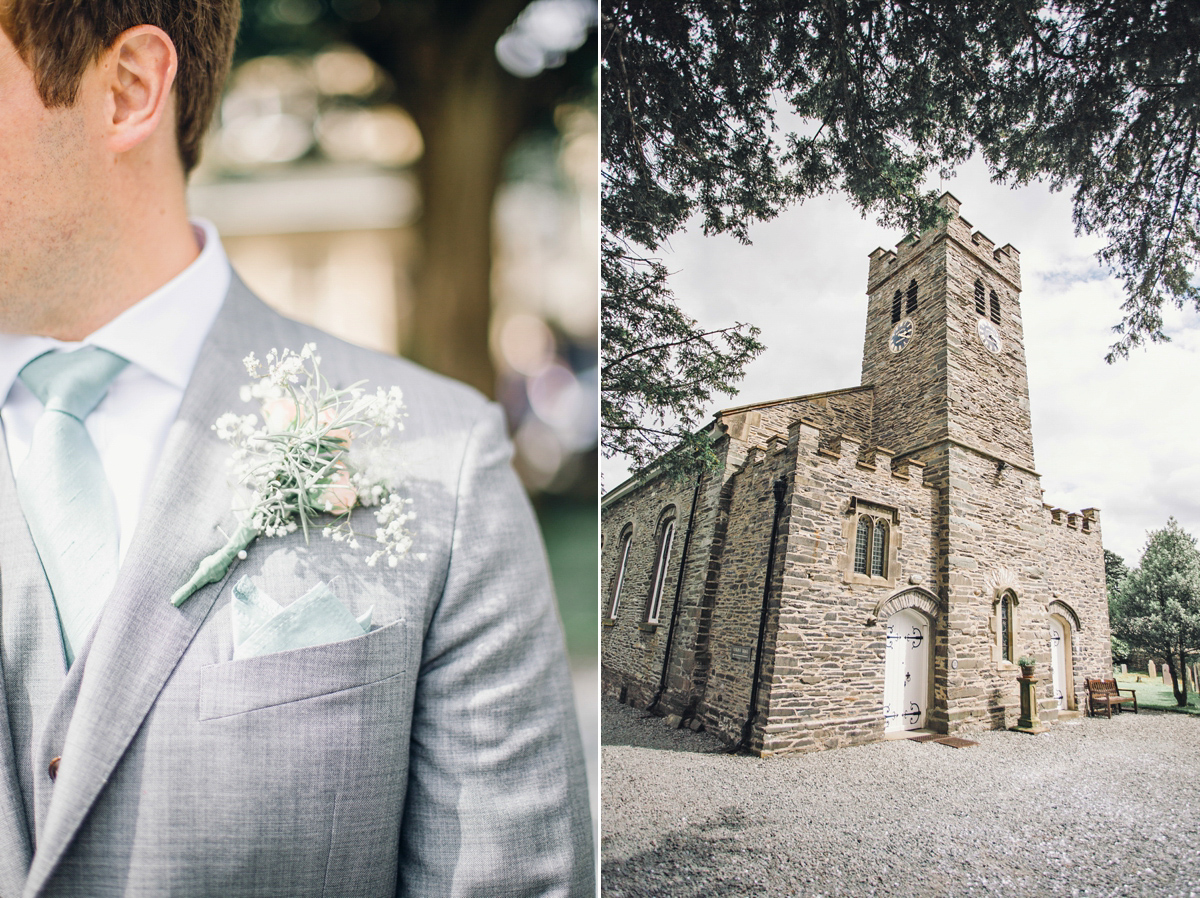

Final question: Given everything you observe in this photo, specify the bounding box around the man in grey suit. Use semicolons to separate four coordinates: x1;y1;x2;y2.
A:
0;1;593;895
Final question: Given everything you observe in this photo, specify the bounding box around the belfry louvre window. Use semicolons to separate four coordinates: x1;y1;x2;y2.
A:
853;513;890;577
989;289;1001;325
974;279;986;316
607;528;633;619
906;279;918;314
645;517;676;624
892;290;902;323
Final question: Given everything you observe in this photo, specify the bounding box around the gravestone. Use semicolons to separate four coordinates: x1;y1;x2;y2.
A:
1148;659;1156;679
1163;666;1174;690
1120;663;1128;674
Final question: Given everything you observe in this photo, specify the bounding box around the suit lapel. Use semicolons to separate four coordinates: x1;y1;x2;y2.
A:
0;436;43;897
24;280;294;894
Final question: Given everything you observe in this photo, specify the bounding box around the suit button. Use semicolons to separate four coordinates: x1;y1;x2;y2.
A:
48;757;60;781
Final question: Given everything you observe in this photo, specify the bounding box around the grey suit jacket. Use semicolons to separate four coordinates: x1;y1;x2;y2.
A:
0;278;594;896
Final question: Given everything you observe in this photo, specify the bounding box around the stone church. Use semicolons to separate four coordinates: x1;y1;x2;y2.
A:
600;194;1111;755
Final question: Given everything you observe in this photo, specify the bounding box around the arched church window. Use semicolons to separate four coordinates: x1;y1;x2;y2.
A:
1000;592;1014;661
989;289;1001;325
974;279;986;316
892;290;902;324
906;279;918;314
645;515;676;624
607;526;633;619
872;519;888;577
854;518;871;574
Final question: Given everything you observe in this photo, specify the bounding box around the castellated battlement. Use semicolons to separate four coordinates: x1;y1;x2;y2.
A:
867;192;1021;293
1044;504;1101;535
725;413;938;501
779;418;935;493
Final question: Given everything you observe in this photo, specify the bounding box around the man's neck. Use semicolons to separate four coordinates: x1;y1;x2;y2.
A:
45;206;201;342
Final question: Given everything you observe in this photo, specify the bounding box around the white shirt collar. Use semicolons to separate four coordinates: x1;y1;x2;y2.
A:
0;218;231;399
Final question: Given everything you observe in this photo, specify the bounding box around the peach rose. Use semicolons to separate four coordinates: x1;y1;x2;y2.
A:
262;397;298;432
318;406;354;446
317;467;357;515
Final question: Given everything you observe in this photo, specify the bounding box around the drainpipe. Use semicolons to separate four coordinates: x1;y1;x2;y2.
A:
648;472;703;715
737;475;788;753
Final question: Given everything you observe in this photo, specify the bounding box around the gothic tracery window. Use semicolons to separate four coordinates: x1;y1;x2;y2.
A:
853;512;890;578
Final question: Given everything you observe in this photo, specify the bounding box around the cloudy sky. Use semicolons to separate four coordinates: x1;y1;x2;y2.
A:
603;154;1200;565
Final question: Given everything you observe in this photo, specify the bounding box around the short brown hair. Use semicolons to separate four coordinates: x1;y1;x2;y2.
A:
0;0;241;172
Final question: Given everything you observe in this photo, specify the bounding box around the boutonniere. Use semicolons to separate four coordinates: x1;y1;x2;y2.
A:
170;343;415;607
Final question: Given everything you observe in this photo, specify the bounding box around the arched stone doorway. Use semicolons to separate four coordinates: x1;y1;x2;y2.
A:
1048;604;1079;711
1051;609;1080;710
884;607;933;732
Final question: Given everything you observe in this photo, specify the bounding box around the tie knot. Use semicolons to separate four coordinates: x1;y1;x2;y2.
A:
19;347;129;420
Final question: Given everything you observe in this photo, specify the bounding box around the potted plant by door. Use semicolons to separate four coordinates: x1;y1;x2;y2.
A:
1017;656;1036;678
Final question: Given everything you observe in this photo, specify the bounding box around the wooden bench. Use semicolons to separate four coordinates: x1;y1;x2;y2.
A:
1085;678;1138;718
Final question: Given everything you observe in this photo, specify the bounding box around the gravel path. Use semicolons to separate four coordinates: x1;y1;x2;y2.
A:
602;698;1200;897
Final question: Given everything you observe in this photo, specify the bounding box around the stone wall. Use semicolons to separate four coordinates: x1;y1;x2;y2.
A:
932;445;1051;731
599;466;702;708
862;232;950;458
691;437;795;745
1041;506;1112;706
912;443;1108;733
655;432;744;718
720;386;876;451
863;193;1034;470
941;215;1035;469
699;419;939;754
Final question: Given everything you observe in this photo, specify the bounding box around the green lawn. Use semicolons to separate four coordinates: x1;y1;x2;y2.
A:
535;496;596;664
1115;672;1200;715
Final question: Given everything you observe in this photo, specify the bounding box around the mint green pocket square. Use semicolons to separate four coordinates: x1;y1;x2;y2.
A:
231;576;373;661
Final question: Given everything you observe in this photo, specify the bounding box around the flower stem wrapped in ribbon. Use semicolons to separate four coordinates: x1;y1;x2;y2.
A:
170;343;415;607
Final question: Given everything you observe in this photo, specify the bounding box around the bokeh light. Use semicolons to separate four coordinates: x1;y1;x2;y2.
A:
495;0;597;78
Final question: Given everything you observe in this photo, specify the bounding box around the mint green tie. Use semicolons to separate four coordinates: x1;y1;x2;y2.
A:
15;347;129;667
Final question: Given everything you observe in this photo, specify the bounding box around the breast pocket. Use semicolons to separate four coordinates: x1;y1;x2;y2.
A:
198;616;408;721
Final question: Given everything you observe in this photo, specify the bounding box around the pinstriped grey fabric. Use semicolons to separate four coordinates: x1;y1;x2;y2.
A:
11;279;592;897
0;445;44;897
0;431;66;889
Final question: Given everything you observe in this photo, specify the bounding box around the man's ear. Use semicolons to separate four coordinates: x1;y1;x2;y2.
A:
103;25;178;156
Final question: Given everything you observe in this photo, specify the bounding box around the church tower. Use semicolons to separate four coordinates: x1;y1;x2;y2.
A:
861;193;1033;469
861;194;1058;733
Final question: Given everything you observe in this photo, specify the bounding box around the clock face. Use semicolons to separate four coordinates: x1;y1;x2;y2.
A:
889;318;914;354
977;319;1003;353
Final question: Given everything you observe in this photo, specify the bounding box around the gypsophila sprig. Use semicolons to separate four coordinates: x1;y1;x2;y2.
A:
169;343;415;606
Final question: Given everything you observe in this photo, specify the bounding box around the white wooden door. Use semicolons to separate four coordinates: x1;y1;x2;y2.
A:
884;608;930;732
1050;617;1067;710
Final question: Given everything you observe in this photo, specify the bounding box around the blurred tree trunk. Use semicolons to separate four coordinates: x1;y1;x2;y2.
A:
348;0;533;399
406;51;524;398
238;0;592;397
